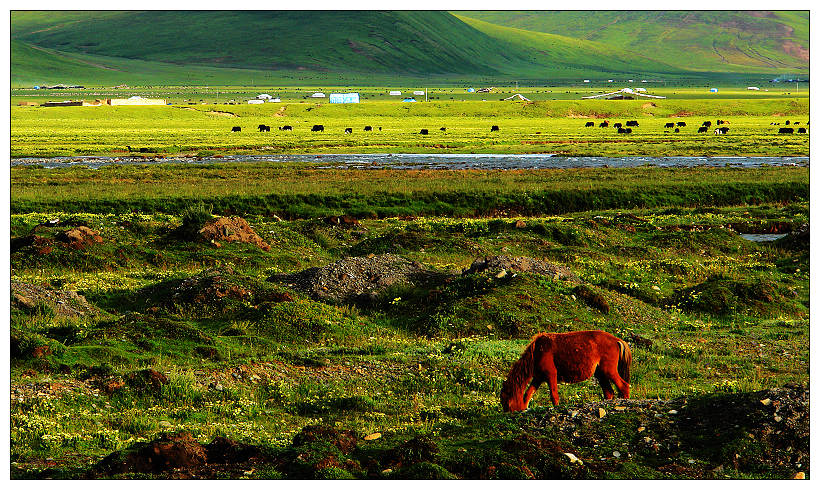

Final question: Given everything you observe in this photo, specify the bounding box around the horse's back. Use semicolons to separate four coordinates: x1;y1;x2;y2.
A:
539;330;624;381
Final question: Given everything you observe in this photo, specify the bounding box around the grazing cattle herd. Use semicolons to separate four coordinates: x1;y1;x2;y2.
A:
580;118;806;136
208;120;808;142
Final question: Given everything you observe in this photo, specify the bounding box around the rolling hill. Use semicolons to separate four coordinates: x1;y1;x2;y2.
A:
11;10;809;87
456;11;809;74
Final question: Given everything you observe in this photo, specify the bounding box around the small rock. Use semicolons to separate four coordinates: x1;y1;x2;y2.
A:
637;426;645;432
495;269;507;279
515;220;527;229
793;472;805;479
651;285;661;291
760;398;772;406
614;406;626;411
668;409;678;415
563;452;582;464
612;451;621;458
382;469;393;474
598;408;606;418
774;415;783;422
364;432;381;441
158;421;173;429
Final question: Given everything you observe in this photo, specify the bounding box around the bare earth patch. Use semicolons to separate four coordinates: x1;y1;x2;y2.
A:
198;217;271;251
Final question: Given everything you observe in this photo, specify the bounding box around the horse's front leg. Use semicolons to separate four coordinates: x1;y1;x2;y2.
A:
522;376;544;409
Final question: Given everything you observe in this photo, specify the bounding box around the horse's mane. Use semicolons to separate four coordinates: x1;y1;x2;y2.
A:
501;333;548;399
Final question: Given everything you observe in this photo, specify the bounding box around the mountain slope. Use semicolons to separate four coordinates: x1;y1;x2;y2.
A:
11;11;531;75
455;11;809;73
11;10;809;86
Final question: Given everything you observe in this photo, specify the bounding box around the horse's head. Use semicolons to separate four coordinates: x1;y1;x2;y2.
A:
500;383;527;412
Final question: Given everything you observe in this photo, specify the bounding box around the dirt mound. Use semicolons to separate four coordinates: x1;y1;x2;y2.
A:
138;267;293;314
198;217;270;251
11;280;97;317
11;235;53;255
463;256;579;282
270;254;436;303
667;276;799;316
90;432;270;478
324;215;361;227
56;226;103;249
278;425;361;478
522;384;809;479
292;424;359;454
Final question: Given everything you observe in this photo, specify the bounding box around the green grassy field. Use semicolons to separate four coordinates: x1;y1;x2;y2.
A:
10;95;809;157
11;168;809;477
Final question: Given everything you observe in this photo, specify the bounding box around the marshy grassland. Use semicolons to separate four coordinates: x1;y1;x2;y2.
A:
10;157;809;478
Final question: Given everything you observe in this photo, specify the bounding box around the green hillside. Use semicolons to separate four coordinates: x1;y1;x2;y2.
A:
12;11;529;75
456;11;809;74
11;10;809;87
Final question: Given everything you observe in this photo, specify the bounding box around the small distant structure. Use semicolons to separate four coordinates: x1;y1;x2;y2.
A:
42;100;83;107
466;88;475;93
256;94;273;100
747;86;760;90
402;97;417;102
583;80;590;83
329;93;360;103
310;92;326;98
108;96;167;106
18;101;39;106
389;90;402;96
248;99;264;104
269;97;281;103
44;97;166;107
634;87;647;92
582;88;665;100
607;79;614;83
413;90;425;96
710;88;719;93
477;87;494;93
33;85;41;90
503;93;531;101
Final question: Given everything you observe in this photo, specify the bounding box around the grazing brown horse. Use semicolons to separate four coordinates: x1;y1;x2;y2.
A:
501;330;631;411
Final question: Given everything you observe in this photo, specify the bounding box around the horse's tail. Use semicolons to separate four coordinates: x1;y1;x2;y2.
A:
617;339;632;383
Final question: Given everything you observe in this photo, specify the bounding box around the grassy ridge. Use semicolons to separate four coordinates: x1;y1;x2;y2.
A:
11;165;808;217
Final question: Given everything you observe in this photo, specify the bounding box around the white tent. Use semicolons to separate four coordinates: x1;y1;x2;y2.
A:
503;94;531;101
389;90;401;95
257;94;273;99
310;92;326;98
582;88;666;99
413;90;425;96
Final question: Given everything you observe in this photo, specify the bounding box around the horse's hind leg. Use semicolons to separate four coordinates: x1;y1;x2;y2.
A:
594;368;615;400
598;363;630;399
